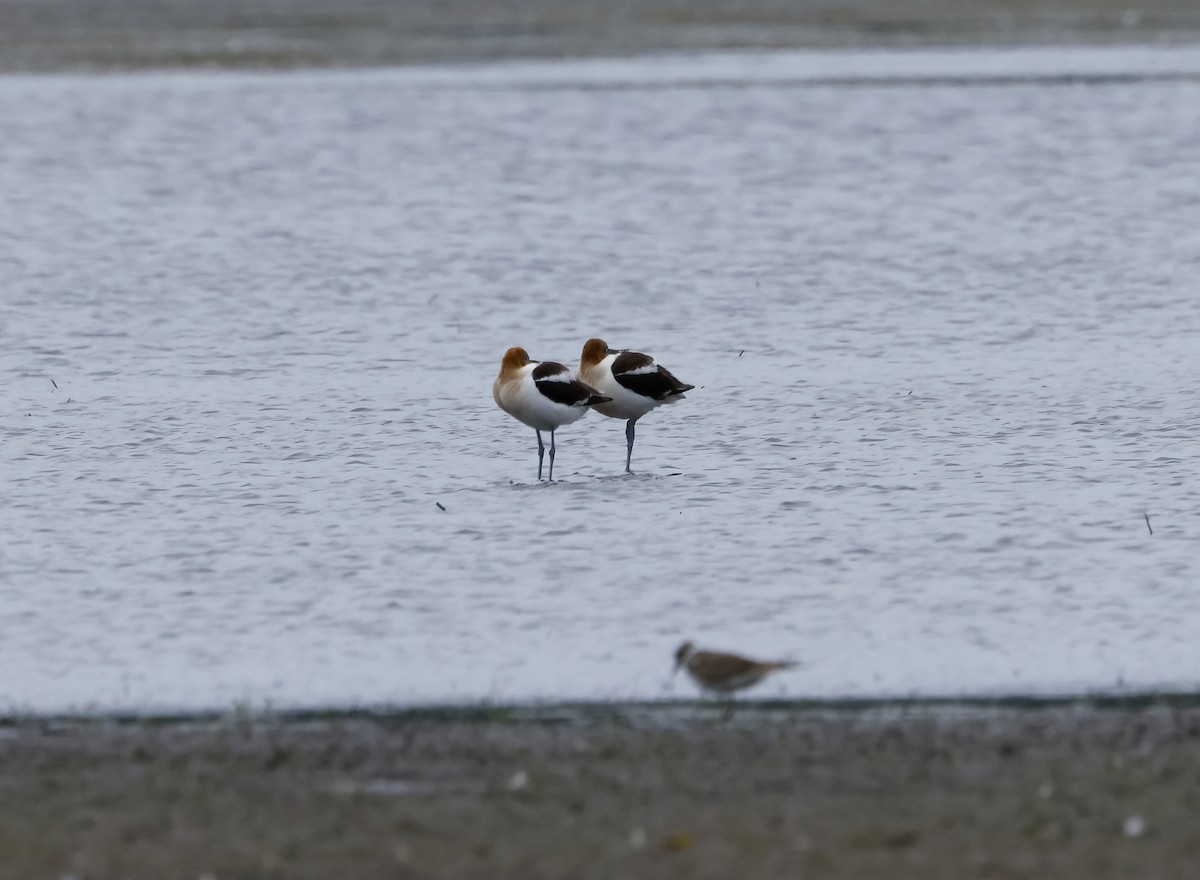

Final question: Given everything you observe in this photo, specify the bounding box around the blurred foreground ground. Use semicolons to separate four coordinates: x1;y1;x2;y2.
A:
3;700;1200;878
2;0;1200;70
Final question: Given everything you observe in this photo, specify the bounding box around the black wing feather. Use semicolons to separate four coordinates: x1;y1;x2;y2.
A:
531;361;570;381
533;362;611;407
536;379;596;406
611;351;694;401
610;351;655;374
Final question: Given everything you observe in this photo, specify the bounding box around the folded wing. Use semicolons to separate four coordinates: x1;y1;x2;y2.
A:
533;361;611;407
611;351;695;401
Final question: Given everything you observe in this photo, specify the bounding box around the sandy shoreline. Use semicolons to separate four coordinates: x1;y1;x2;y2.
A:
3;0;1200;71
4;696;1200;878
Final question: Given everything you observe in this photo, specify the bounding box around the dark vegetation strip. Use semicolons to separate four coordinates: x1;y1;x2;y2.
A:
4;689;1200;729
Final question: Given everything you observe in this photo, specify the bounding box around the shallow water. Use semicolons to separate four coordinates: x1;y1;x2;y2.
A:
3;47;1200;713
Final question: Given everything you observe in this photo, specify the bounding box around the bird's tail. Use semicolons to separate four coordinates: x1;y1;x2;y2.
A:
766;661;800;672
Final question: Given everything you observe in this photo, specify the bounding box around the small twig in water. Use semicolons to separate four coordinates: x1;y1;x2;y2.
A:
738;350;744;357
436;502;446;512
51;379;58;390
1144;512;1153;535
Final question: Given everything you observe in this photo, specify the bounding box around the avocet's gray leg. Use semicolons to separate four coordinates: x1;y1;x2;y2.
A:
625;419;638;473
548;430;557;481
536;430;545;481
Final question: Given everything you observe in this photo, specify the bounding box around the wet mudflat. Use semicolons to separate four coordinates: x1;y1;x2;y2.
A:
4;700;1200;879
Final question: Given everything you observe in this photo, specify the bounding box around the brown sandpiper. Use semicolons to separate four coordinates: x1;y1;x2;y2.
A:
674;641;798;717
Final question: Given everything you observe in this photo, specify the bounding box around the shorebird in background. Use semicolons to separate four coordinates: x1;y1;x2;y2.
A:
577;338;694;472
674;641;797;718
493;347;610;481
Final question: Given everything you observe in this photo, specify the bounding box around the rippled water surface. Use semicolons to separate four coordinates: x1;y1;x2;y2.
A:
4;48;1200;712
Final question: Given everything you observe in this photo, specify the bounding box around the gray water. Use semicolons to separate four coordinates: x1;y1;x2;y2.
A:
3;47;1200;713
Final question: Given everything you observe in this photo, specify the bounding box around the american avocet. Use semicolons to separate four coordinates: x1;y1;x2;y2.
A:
493;347;611;481
577;338;694;473
673;641;798;718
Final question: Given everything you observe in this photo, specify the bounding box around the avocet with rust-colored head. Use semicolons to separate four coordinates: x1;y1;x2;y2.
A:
578;338;694;473
493;347;610;481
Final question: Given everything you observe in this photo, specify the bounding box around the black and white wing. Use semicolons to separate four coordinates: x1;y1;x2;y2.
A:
533;361;611;408
611;351;695;401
